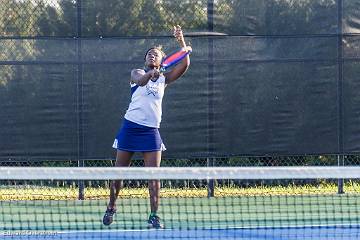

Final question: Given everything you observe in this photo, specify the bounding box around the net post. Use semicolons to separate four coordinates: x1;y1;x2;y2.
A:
337;155;344;194
207;158;215;198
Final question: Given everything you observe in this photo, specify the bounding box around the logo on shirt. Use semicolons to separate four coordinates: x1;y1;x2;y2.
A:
146;82;160;96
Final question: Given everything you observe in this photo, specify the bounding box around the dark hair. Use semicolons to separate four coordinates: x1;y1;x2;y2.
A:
144;46;166;61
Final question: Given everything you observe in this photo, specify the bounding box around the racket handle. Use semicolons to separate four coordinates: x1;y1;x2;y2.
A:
182;46;192;53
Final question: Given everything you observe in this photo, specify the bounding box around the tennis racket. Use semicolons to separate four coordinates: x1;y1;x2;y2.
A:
160;47;192;72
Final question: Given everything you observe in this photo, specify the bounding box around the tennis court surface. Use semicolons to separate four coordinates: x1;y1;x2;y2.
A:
1;166;360;240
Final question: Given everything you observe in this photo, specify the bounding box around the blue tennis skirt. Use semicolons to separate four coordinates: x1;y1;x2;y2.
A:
112;119;166;152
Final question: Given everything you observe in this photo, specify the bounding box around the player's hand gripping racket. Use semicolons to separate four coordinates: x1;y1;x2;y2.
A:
160;46;192;72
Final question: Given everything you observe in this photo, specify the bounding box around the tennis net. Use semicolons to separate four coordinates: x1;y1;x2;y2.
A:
1;166;360;240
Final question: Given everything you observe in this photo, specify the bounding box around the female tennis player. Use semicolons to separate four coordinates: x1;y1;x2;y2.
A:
103;25;191;229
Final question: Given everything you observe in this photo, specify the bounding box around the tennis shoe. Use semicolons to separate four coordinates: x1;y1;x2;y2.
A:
147;215;164;229
103;206;116;226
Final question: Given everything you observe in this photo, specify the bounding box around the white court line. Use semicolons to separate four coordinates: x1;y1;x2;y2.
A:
2;223;359;236
56;228;171;234
55;223;360;235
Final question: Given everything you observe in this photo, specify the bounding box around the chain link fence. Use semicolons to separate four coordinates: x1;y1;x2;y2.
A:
0;155;358;167
0;155;356;200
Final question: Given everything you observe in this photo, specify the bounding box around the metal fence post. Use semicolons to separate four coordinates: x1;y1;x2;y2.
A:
207;0;215;198
337;155;344;194
336;0;344;195
77;0;85;200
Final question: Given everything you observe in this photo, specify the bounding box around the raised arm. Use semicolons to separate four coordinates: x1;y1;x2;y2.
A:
164;25;191;84
131;68;160;86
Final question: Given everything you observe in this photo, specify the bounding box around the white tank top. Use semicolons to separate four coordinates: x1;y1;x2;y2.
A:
124;75;166;128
